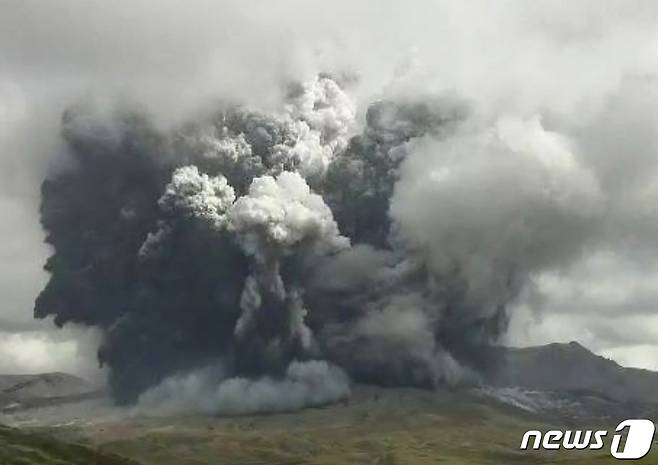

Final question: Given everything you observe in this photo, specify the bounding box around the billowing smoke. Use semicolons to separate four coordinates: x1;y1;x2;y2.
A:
0;0;650;417
34;73;613;414
137;360;350;416
35;77;362;406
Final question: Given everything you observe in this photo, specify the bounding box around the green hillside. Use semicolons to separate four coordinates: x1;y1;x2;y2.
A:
0;424;141;465
16;386;656;465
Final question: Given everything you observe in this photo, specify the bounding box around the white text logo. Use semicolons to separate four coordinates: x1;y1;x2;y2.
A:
520;419;655;460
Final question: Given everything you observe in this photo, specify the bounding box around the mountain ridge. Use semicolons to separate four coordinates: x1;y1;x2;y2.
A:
488;341;658;405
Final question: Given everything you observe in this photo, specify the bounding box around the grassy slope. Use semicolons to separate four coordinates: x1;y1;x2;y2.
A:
97;415;655;465
0;424;141;465
35;387;658;465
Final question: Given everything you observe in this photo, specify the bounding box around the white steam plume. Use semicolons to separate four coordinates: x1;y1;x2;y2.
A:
229;171;348;348
391;116;604;321
137;360;350;416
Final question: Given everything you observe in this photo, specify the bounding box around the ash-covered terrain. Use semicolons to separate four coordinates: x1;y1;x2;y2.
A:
4;341;658;425
3;342;658;464
0;372;107;424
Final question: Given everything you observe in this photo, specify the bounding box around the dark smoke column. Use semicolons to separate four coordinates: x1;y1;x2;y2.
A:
36;75;550;412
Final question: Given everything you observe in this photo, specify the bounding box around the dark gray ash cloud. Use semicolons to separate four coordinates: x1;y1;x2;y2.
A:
2;0;658;412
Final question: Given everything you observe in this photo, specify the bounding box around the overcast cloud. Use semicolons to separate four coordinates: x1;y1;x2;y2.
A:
2;0;658;376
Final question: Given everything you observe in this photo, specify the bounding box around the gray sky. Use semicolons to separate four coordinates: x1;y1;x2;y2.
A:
2;0;658;376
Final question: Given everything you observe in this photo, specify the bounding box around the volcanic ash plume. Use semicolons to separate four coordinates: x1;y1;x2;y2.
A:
35;75;605;413
229;171;349;372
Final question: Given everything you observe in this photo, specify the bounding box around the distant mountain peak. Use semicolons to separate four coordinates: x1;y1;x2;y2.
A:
487;342;658;404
